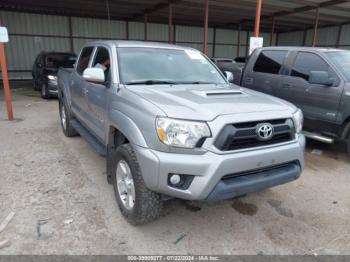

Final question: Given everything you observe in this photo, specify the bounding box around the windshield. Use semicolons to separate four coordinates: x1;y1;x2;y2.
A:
326;51;350;81
117;47;226;85
46;53;76;68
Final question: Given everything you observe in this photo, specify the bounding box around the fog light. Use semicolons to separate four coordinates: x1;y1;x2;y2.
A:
168;174;195;190
169;174;181;185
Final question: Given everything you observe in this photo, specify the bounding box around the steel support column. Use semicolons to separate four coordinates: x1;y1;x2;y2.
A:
203;0;209;55
336;24;342;47
212;27;216;57
68;16;74;52
0;43;13;120
270;17;275;46
245;31;249;56
312;7;320;47
236;23;241;57
276;32;279;46
254;0;262;37
173;24;177;44
168;4;173;43
126;20;129;40
144;14;148;41
302;28;307;45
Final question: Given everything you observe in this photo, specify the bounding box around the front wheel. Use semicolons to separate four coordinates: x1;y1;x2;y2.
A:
112;144;162;225
41;83;49;99
33;79;38;91
59;100;78;137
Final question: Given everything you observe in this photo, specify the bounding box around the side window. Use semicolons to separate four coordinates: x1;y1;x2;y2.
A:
92;47;111;83
291;52;329;81
76;47;94;75
253;50;287;74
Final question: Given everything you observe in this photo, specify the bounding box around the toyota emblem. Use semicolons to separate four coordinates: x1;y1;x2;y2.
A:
256;123;274;141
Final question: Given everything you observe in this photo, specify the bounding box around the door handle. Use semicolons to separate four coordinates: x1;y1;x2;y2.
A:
83;88;89;95
282;83;292;89
245;78;253;84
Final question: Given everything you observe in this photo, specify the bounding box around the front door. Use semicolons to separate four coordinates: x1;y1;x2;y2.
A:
279;51;343;124
70;46;94;122
84;46;111;142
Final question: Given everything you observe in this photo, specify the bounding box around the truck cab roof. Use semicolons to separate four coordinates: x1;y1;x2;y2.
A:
85;40;198;52
257;46;344;53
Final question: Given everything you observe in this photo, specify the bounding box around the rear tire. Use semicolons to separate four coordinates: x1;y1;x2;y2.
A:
59;100;78;137
111;144;162;225
41;83;49;99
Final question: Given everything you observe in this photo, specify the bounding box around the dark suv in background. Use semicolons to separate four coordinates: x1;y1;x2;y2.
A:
32;52;76;99
241;47;350;156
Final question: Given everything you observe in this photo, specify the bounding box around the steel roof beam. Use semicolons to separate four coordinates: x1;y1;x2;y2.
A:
127;0;183;21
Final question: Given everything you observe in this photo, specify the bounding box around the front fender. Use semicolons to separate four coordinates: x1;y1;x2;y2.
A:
108;109;148;147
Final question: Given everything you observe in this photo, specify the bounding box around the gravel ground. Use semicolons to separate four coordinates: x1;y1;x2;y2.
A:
0;87;349;255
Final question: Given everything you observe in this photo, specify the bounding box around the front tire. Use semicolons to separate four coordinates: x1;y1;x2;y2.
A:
59;100;78;137
41;83;49;99
33;78;38;91
112;144;162;225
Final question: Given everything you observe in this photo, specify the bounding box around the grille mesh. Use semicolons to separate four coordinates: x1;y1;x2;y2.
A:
214;119;294;151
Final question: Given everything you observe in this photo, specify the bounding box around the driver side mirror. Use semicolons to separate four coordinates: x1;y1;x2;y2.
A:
309;71;334;86
224;71;234;83
83;67;105;83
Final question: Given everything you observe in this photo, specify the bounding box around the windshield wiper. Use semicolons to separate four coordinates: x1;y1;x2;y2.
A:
124;80;177;85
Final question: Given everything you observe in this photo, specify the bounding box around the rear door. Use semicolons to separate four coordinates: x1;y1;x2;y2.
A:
242;49;288;95
280;51;343;124
70;46;94;122
84;46;111;142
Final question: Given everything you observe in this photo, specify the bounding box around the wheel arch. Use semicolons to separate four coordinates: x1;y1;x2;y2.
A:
108;126;130;149
107;110;147;148
341;116;350;139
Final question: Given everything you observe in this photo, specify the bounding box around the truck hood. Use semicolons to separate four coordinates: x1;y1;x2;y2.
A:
126;84;294;121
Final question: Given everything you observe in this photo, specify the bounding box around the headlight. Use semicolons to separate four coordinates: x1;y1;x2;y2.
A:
48;75;57;81
292;109;303;133
156;117;211;148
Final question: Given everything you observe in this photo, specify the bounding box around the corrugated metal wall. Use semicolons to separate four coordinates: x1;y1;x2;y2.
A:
277;24;350;49
0;10;276;79
0;11;71;79
278;31;304;46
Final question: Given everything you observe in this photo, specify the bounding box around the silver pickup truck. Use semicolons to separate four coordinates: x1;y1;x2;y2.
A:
58;41;305;225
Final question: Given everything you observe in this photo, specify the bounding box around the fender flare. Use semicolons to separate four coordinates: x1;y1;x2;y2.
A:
107;109;148;148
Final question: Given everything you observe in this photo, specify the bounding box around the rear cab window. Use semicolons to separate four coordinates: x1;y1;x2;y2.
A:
253;50;288;75
46;53;76;69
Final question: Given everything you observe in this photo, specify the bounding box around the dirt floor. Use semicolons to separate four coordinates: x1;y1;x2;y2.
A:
0;85;349;255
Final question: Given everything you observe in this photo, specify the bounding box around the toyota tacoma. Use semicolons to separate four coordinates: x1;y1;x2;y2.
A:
58;41;305;225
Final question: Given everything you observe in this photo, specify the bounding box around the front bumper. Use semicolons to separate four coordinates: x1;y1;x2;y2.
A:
134;134;305;201
206;161;300;201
